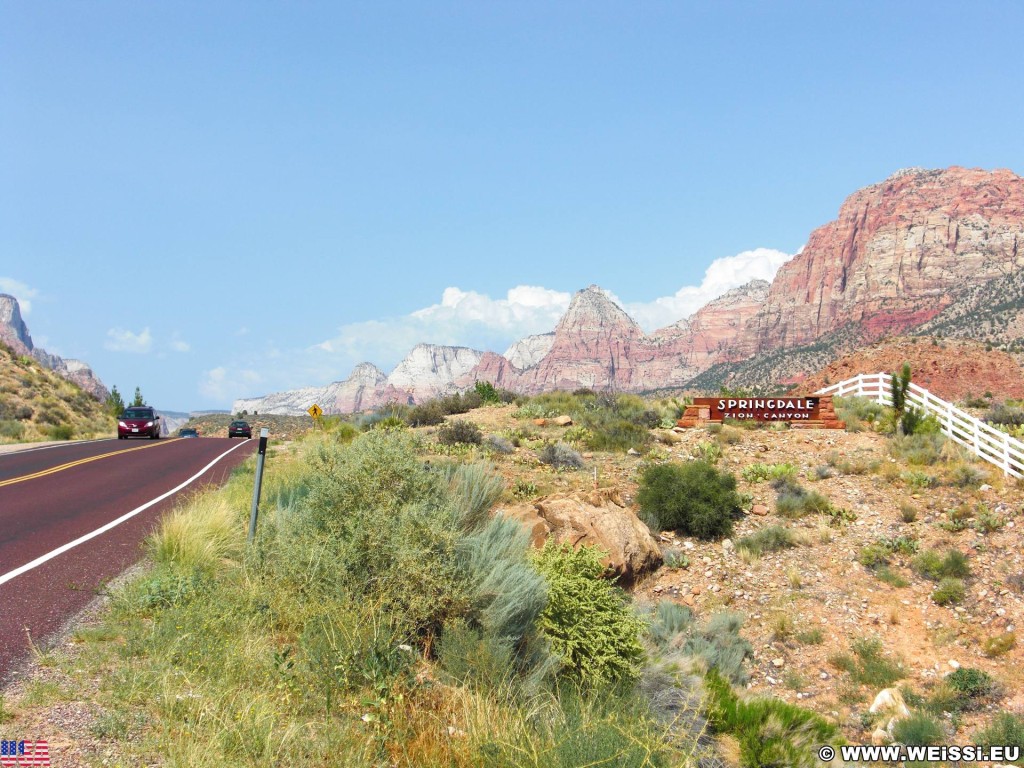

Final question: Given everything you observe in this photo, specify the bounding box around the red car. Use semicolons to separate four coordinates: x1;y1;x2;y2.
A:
118;406;161;439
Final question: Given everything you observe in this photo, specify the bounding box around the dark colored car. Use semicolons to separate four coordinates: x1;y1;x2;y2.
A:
178;428;199;438
228;420;252;439
118;406;161;439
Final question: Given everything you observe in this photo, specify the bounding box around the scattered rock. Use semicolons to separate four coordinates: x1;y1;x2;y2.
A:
552;415;573;426
751;504;770;516
501;489;662;583
868;688;910;720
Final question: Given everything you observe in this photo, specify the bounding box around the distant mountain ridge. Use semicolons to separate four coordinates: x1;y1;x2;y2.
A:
235;165;1024;414
0;294;109;400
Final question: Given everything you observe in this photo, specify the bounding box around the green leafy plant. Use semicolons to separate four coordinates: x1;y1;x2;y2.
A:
531;541;645;688
637;461;742;539
932;577;966;606
736;525;796;557
892;712;945;746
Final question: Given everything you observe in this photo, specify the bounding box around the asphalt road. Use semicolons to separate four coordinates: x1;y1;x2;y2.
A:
0;437;256;682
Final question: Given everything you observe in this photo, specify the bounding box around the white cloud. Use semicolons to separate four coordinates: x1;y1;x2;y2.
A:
200;366;263;401
624;248;793;331
0;277;39;315
170;334;191;353
313;284;572;370
105;326;153;353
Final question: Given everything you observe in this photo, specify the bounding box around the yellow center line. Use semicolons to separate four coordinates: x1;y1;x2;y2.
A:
0;440;174;488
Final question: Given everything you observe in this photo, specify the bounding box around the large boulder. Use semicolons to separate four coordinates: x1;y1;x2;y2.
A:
501;488;663;584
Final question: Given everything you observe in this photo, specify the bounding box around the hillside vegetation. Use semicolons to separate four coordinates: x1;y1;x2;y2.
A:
0;341;113;443
3;383;1024;767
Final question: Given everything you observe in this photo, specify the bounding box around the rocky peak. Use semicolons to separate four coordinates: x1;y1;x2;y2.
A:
0;293;33;351
385;344;485;400
556;285;643;338
348;362;387;384
503;333;555;370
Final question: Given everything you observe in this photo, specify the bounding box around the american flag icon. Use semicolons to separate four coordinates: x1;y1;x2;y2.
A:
0;740;50;766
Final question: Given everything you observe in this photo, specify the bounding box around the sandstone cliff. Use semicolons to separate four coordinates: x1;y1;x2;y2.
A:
744;167;1024;355
0;294;109;400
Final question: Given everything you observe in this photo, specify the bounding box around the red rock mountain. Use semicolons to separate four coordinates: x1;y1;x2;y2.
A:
744;166;1024;355
237;166;1024;414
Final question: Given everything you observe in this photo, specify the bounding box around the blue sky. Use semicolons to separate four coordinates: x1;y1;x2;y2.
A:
2;1;1023;411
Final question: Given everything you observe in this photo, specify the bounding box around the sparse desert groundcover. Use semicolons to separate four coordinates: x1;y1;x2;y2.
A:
1;389;1023;767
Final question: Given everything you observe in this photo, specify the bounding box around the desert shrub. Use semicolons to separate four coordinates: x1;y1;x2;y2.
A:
829;637;905;688
485;434;514;454
472;380;501;404
637;461;742;539
714;425;743;445
531;541;645;688
974;712;1024;752
874;566;910;588
373;415;407;432
834;395;888;433
644;602;751;685
857;543;890;570
736;525;796;557
444;462;504;530
14;404;33;421
437;419;483;445
511;479;538;499
37;403;67;425
973;506;1006;533
407;400;445;426
939;505;975;532
890;432;947;465
892;712;945;746
537;441;584;470
911;549;970;581
704;669;841;768
879;535;919;555
681;610;753;685
900;406;942;437
900;503;918;523
986;403;1024;427
455;515;549;673
948;463;986;488
932;577;966;606
901;469;938;488
773;478;832;518
813;464;835;480
982;632;1016;657
561;424;593;446
46;424;74;440
0;420;24;440
946;667;996;704
797;628;824;645
582;416;652;453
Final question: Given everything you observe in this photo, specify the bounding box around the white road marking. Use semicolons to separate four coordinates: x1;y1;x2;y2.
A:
0;439;252;587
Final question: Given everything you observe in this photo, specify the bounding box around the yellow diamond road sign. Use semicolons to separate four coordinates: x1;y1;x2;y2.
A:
307;404;323;419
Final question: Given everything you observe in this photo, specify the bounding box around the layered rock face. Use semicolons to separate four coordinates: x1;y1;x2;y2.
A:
234;363;395;415
237;166;1024;412
0;294;109;400
744;167;1024;355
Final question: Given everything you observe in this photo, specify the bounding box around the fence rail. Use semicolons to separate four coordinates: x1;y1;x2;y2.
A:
816;373;1024;478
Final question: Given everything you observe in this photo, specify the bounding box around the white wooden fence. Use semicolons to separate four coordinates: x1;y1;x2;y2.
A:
816;372;1024;478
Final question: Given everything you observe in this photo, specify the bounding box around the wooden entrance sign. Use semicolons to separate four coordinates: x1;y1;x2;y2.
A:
677;395;845;429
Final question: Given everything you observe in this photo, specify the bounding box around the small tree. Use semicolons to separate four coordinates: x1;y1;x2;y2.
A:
891;363;911;418
132;386;146;407
105;385;126;416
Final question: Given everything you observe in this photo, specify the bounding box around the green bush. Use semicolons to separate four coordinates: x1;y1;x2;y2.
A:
892;712;945;745
974;712;1024;753
932;577;966;606
890;432;947;465
437;419;483;445
0;420;24;440
531;541;645;688
46;424;74;440
982;632;1016;657
829;637;905;688
946;667;996;703
911;549;970;581
637;461;742;539
407;400;445;426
